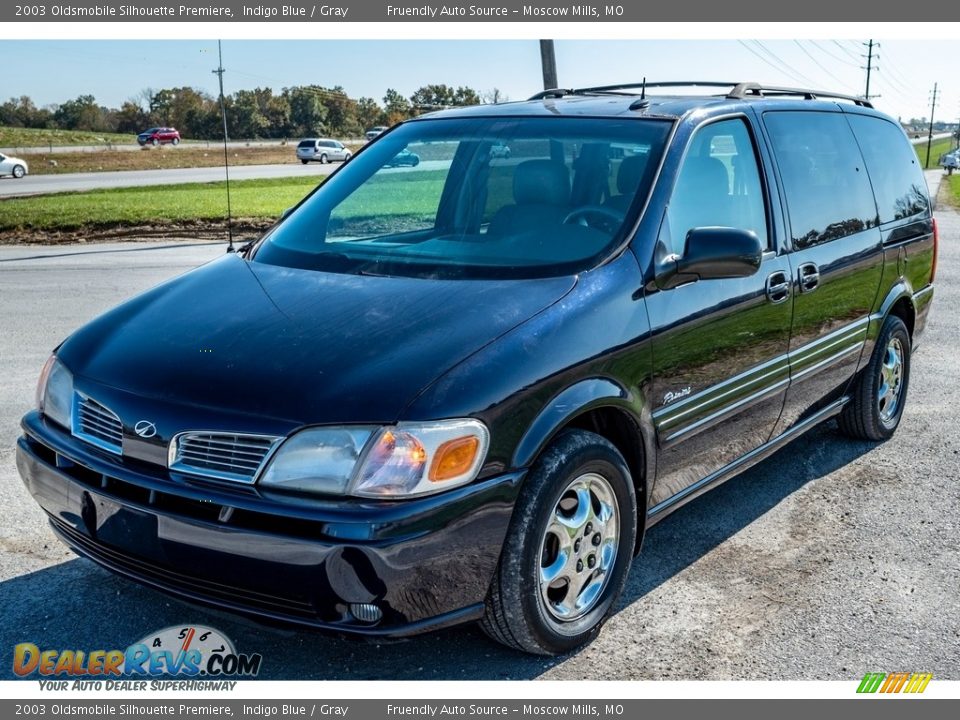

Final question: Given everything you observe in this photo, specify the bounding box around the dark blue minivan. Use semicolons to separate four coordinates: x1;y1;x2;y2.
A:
18;82;936;654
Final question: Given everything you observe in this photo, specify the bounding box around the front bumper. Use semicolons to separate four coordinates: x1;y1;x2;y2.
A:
17;412;524;636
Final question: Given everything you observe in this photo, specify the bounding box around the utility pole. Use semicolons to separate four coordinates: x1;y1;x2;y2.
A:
925;82;939;168
212;39;234;252
539;40;558;91
861;39;879;101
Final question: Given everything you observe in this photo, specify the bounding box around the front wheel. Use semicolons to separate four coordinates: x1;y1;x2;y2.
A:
481;429;637;655
12;165;26;179
342;152;352;162
838;314;911;441
171;138;180;146
151;138;159;147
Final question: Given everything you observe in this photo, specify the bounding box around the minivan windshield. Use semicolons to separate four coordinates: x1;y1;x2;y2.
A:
255;116;671;279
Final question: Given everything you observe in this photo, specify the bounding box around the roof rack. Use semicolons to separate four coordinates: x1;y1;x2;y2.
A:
727;82;873;108
528;81;873;109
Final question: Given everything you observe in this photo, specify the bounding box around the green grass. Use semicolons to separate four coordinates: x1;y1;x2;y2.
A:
0;126;136;148
0;176;322;231
0;169;454;233
915;136;958;169
948;174;960;207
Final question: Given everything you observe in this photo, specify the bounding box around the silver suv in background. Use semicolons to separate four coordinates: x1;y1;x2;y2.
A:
296;138;352;164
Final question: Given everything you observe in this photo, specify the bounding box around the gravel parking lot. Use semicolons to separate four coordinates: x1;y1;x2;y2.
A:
1;202;957;681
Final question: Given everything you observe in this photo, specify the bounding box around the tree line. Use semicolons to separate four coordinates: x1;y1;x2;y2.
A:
0;84;504;140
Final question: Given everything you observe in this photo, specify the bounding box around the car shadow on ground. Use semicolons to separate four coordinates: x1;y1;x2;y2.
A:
0;423;876;681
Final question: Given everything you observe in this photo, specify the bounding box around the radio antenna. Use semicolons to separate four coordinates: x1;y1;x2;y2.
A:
212;39;234;253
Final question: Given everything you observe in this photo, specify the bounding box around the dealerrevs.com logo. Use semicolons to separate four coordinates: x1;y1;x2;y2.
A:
13;625;262;688
856;672;933;694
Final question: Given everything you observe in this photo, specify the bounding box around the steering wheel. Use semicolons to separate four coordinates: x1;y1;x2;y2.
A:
562;205;626;234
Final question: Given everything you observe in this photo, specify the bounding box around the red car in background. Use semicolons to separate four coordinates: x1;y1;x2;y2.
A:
137;127;181;146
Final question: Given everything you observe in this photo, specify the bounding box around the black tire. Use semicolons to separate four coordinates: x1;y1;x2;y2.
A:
412;157;420;167
319;153;328;164
172;138;180;146
151;138;159;147
838;314;911;441
301;159;309;165
343;152;352;162
12;165;26;179
481;429;637;655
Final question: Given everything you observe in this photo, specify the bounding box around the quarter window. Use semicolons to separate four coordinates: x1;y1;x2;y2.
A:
847;114;929;223
663;118;769;257
764;111;878;248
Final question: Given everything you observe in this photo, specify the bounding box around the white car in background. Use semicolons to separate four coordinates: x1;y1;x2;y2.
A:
0;152;28;179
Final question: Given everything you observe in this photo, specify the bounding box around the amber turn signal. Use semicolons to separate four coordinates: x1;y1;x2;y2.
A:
429;436;480;482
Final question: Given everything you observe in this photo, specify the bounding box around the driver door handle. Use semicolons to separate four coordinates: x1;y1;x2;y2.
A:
766;270;790;304
798;262;820;293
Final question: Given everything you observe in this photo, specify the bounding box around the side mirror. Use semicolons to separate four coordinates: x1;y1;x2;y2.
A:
280;207;293;220
657;227;763;289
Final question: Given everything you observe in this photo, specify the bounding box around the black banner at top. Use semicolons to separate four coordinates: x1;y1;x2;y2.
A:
5;0;960;22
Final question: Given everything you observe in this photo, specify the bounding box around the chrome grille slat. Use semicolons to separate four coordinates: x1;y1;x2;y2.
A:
170;431;280;484
180;438;274;452
74;395;122;455
179;442;267;458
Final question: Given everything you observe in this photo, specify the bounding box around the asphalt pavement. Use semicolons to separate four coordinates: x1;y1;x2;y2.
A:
0;187;957;680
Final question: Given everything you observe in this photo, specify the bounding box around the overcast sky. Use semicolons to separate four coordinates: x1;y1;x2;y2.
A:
0;39;955;125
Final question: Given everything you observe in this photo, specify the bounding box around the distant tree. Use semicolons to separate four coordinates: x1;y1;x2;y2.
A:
115;100;150;134
53;95;102;131
356;97;384;132
453;86;481;106
383;88;412;125
410;84;456;112
286;86;328;136
481;88;508;104
229;89;270;139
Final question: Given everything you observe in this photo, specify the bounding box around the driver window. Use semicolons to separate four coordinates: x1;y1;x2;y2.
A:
662;118;769;257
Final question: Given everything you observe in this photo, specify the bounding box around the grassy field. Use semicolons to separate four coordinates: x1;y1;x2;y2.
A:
0;176;321;233
916;136;958;169
0;126;135;148
0;169;456;237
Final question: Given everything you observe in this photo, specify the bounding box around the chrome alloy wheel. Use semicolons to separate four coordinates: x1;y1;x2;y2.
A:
538;472;620;623
877;336;905;424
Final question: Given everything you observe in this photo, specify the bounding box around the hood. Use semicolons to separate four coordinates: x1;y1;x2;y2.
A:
58;255;575;426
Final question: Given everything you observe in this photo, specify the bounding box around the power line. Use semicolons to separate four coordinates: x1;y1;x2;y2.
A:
809;40;860;67
832;40;861;62
753;41;818;86
794;40;858;94
737;40;815;87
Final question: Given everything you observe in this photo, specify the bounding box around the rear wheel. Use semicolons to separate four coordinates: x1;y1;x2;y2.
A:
319;153;328;164
838;314;911;441
481;429;637;655
12;165;26;179
301;159;309;165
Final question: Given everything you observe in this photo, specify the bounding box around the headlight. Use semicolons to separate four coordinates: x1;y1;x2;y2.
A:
258;419;489;499
36;355;73;430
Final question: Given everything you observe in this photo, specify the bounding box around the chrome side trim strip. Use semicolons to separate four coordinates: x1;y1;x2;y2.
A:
789;343;863;383
648;397;849;518
663;377;790;443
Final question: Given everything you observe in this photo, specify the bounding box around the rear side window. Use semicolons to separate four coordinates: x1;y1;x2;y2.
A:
847;114;929;224
764;111;878;248
662;117;769;256
297;140;315;149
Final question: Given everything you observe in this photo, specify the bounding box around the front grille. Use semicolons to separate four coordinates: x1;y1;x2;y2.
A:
170;432;280;483
74;394;123;455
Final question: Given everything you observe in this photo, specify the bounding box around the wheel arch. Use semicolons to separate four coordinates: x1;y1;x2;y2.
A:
511;378;655;553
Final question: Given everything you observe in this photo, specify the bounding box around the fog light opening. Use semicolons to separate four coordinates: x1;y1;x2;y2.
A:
349;602;383;624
